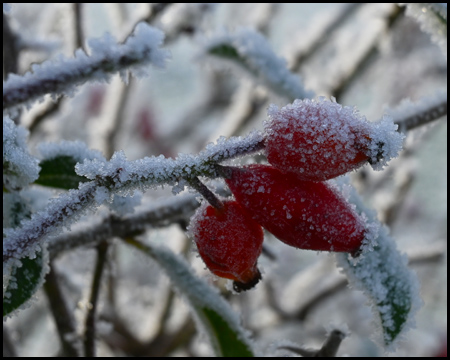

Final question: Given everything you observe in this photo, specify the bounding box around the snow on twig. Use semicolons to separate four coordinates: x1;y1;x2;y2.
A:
3;22;170;116
3;131;265;268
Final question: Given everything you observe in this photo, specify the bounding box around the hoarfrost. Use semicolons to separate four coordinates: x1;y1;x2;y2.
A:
38;140;105;163
109;192;142;216
3;117;40;190
5;130;265;266
334;177;422;351
387;89;448;133
145;243;257;356
3;22;170;115
403;3;447;58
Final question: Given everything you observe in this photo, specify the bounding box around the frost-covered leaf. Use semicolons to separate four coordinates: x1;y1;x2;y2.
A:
335;179;421;351
36;140;105;189
205;28;313;100
35;155;89;190
3;249;49;318
124;238;255;357
209;43;245;65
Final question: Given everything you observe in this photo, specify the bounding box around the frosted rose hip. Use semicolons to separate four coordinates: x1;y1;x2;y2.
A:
189;200;264;292
265;97;404;181
223;164;366;255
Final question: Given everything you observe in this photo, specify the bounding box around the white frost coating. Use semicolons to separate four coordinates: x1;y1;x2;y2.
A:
3;244;51;319
365;114;405;171
204;27;314;100
403;3;447;58
76;130;266;194
144;243;257;356
3;22;170;115
265;97;405;178
3;117;40;190
94;186;110;205
38;140;105;163
386;89;447;133
334;177;422;351
109;192;142;216
4;130;265;267
3;181;97;270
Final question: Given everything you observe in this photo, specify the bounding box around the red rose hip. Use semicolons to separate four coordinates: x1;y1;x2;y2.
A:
189;200;264;292
265;97;404;181
222;164;366;255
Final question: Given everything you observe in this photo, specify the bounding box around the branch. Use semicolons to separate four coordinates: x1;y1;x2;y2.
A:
390;90;447;133
4;131;265;267
3;22;170;116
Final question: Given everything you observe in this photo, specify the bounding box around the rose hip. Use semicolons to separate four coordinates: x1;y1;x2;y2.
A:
189;200;264;292
223;164;366;255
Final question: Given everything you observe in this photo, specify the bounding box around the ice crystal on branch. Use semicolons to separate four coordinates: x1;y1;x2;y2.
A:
3;117;40;191
335;178;422;351
403;3;447;58
3;22;170;116
388;90;447;133
4;131;265;268
38;140;105;163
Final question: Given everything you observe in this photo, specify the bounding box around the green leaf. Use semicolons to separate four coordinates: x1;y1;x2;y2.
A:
34;155;88;190
209;43;240;59
208;43;250;71
200;307;253;357
338;233;417;348
334;180;421;351
124;238;255;357
3;250;48;317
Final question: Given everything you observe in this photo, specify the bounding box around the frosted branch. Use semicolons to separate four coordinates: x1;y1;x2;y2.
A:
3;131;265;267
403;3;447;58
48;191;203;258
389;90;447;133
3;22;170;116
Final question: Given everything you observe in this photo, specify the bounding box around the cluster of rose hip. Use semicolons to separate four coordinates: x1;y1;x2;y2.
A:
189;98;402;292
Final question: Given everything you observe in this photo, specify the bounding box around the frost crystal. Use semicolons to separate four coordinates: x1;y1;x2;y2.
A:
387;90;448;133
3;22;170;115
403;3;447;58
335;177;422;351
3;117;40;190
38;140;105;163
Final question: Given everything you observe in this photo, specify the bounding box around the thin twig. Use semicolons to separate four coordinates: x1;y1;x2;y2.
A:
44;261;81;357
73;3;85;52
84;241;109;357
188;177;224;210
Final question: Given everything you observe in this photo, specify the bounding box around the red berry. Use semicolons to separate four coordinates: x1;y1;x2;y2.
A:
223;164;366;255
265;98;381;181
189;200;264;292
